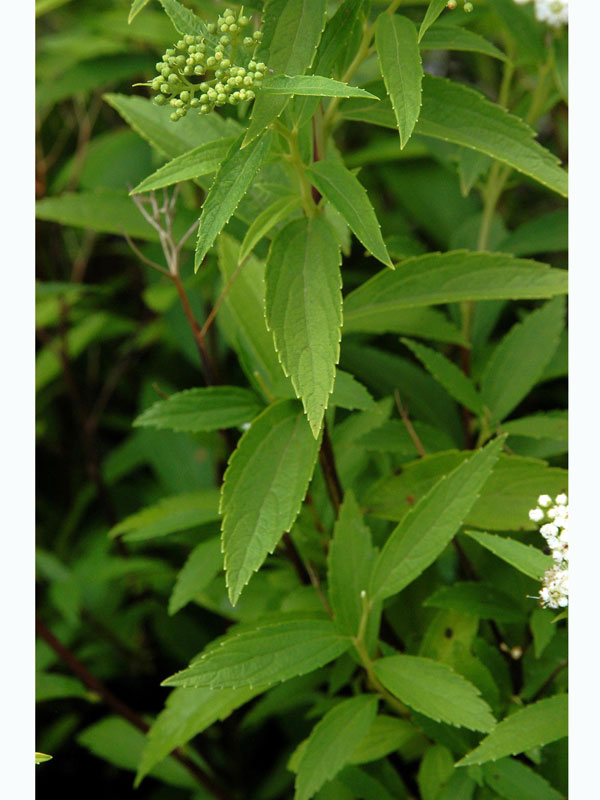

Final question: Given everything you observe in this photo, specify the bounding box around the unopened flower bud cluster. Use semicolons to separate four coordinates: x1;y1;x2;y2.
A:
529;493;568;609
147;8;267;121
513;0;568;28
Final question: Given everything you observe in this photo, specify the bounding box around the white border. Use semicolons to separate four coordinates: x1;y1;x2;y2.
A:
2;0;35;797
569;0;600;797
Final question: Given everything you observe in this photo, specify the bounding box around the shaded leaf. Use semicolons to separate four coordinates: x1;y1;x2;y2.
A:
482;757;562;800
168;537;223;615
417;744;454;800
350;716;425;765
463;531;552;581
424;582;525;623
239;195;301;264
108;491;221;542
419;0;451;41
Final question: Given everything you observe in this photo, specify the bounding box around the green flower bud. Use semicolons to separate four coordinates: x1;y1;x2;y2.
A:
243;37;254;48
165;48;175;57
200;105;210;114
176;40;186;50
215;51;223;60
246;89;255;100
161;66;171;77
239;89;247;100
239;15;249;26
243;75;253;86
207;88;217;100
155;62;165;71
184;34;195;45
206;23;216;33
194;65;204;75
154;94;167;105
206;56;216;67
248;60;257;70
183;66;193;75
188;44;197;53
221;59;231;69
229;23;238;32
168;73;179;84
256;62;266;72
200;82;209;91
216;93;227;104
253;31;263;41
190;97;200;107
237;67;246;76
180;90;191;102
220;23;229;32
225;15;235;24
254;71;263;81
176;107;187;117
176;55;186;65
160;83;170;93
224;7;234;16
200;93;209;104
170;111;179;121
220;35;231;45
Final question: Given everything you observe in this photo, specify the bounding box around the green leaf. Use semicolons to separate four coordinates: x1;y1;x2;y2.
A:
239;195;301;264
306;161;392;268
374;655;496;732
365;452;567;532
438;771;477;800
295;696;379;800
137;686;263;785
195;131;273;270
217;234;294;400
262;75;378;99
336;766;399;800
481;298;565;424
108;490;221;542
36;189;198;243
342;76;568;196
419;0;451;41
158;0;212;39
162;617;351;688
424;583;525;623
421;25;508;61
130;137;236;194
35;752;53;765
463;531;552;581
358;420;455;457
376;14;423;148
104;94;241;164
128;0;151;23
350;716;425;765
243;0;328;146
265;216;342;436
330;370;374;411
417;745;454;800
487;0;545;65
36;672;89;702
327;492;376;637
168;537;223;615
498;210;568;256
133;387;263;433
482;757;563;800
220;400;321;604
369;438;504;601
344;252;567;328
78;717;196;789
401;338;484;415
501;412;567;442
457;695;568;766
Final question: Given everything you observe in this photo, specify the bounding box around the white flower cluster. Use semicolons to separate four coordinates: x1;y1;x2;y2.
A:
529;493;569;609
513;0;568;28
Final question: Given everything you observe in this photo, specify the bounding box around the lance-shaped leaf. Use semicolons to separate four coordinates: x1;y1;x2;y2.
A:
295;696;379;800
220;400;321;604
481;757;563;800
374;655;496;732
344;251;567;329
306;161;392;268
350;716;425;765
376;14;423;148
162;617;350;688
239;195;301;264
417;745;454;800
498;210;568;257
327;492;376;637
195;131;272;270
265;216;342;437
464;530;552;580
168;537;224;615
424;582;525;623
108;490;221;542
136;685;263;785
243;0;327;146
130;137;236;194
401;337;484;415
158;0;218;45
129;0;151;23
262;74;378;99
421;25;508;61
457;695;568;766
481;297;565;425
341;76;568;196
369;437;504;601
419;0;451;41
134;387;263;433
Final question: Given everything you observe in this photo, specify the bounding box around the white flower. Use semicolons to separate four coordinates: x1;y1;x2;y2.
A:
513;0;531;4
540;523;559;539
529;493;568;610
529;508;544;522
534;0;568;27
555;493;567;505
538;494;552;507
